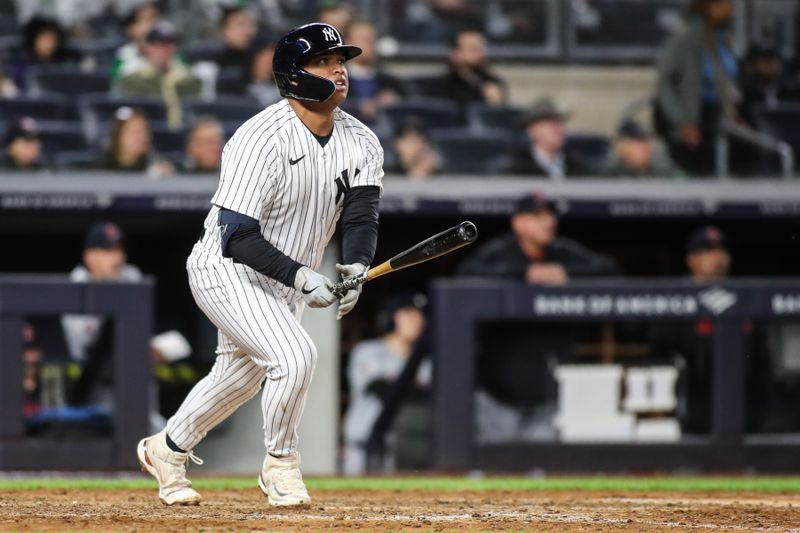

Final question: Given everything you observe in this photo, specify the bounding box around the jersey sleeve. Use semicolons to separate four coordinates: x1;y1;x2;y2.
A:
211;130;279;219
354;133;384;194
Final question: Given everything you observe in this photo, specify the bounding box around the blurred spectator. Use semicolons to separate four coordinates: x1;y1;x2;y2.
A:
343;20;405;123
650;226;735;433
62;221;190;430
387;118;441;179
180;117;224;173
440;28;507;107
318;1;357;32
95;106;174;177
22;339;43;416
2;117;45;171
654;0;739;175
244;37;280;105
117;21;201;127
0;66;19;98
739;43;800;126
62;222;144;364
457;192;620;282
603;120;680;178
7;16;83;91
685;225;730;283
216;5;257;71
342;292;431;475
508;98;591;179
111;2;161;81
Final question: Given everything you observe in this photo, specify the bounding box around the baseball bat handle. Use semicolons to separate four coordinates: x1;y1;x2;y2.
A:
330;271;368;297
330;261;392;297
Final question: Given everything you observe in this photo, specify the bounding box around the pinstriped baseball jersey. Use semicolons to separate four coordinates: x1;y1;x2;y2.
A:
191;99;383;303
167;98;384;457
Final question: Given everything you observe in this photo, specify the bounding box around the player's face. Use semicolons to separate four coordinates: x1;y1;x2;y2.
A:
83;247;127;280
303;52;349;105
687;247;730;282
617;138;653;171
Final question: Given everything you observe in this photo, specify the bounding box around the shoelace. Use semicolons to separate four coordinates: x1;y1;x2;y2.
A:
163;451;203;491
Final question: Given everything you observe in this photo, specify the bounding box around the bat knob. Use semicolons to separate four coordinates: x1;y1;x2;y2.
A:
458;221;478;242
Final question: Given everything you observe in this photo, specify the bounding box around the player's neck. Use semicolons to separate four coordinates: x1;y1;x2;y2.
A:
288;98;336;136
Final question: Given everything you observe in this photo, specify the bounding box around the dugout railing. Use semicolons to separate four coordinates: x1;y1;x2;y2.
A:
0;275;153;470
430;278;800;472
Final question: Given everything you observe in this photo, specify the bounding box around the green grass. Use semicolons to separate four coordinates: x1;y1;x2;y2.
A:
1;476;800;493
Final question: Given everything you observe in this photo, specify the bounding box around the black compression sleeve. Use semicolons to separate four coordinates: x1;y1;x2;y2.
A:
342;186;380;266
220;209;303;287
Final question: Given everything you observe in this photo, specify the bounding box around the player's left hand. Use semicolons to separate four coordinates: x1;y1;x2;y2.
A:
335;263;367;320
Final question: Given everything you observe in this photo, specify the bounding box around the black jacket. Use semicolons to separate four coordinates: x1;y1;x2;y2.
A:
507;148;594;178
456;233;620;280
440;62;505;107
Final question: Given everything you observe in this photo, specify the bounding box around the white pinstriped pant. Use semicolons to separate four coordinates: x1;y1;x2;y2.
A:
165;255;317;457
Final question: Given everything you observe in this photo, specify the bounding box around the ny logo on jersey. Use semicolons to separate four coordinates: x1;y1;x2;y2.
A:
335;168;359;204
322;27;339;43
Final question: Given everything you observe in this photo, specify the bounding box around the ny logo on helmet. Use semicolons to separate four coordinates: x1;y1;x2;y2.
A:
322;27;339;43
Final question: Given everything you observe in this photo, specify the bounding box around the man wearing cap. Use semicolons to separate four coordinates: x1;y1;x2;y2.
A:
342;292;431;475
603;120;679;178
2;117;44;170
62;222;143;363
118;20;201;127
508;97;591;179
457;192;620;282
650;226;733;433
457;193;619;443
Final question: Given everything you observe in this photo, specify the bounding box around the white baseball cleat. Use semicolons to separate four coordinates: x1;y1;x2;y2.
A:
137;430;203;506
258;452;311;507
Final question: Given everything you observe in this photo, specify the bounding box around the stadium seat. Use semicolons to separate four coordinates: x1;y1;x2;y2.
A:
755;104;800;155
37;121;90;154
0;95;73;121
185;96;264;123
79;94;169;141
430;129;514;175
405;75;444;98
566;133;611;168
52;150;99;170
183;39;225;63
150;124;187;154
215;67;246;95
377;99;465;133
29;66;111;97
468;103;525;133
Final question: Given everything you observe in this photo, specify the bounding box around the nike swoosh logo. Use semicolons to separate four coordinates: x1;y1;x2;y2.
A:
289;155;306;165
300;283;315;295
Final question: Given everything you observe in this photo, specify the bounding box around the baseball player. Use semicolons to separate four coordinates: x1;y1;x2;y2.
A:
137;22;382;506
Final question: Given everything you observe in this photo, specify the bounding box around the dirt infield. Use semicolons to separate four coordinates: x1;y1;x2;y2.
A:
2;488;800;532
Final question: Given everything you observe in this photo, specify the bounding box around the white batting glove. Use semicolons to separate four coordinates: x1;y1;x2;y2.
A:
294;266;337;308
335;263;367;320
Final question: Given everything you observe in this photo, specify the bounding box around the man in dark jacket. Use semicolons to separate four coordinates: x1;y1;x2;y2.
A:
507;98;592;180
457;192;620;443
440;28;507;107
457;192;619;281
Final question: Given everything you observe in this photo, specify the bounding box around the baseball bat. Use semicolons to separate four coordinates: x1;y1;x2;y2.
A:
331;221;478;297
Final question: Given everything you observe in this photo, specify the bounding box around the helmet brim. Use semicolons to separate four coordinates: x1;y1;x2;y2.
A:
305;44;362;63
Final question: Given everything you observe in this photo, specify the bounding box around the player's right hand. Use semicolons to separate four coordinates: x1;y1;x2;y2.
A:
294;266;337;308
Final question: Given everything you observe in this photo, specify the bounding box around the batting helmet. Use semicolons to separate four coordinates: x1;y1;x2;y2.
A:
273;22;362;102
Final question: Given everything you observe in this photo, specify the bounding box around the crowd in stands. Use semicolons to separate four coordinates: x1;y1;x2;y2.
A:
0;0;797;178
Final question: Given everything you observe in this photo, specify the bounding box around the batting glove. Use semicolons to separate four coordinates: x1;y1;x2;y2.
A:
294;266;337;308
335;263;367;320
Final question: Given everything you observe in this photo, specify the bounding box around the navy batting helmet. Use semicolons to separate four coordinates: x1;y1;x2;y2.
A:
273;22;361;102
